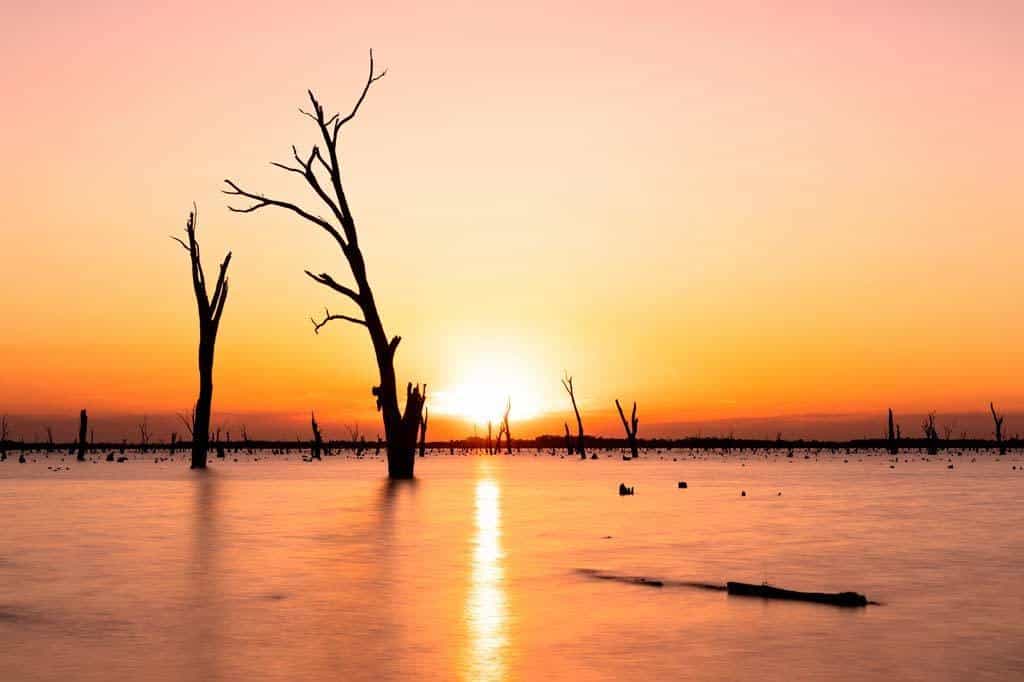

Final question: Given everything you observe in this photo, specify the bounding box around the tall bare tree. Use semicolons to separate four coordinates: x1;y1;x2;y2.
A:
921;412;939;455
499;398;511;454
990;402;1006;455
562;373;585;458
138;416;152;454
224;51;425;479
887;408;898;456
615;399;639;459
76;409;88;462
1;415;9;460
172;207;231;469
311;412;323;460
419;407;428;458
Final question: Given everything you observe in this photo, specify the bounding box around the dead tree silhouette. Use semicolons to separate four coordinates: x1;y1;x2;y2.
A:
0;415;8;460
45;426;54;453
499;398;511;454
562;373;585;459
311;413;323;460
419;407;428;458
615;399;639;459
76;409;88;462
172;207;231;469
887;408;898;455
563;422;574;456
225;51;425;479
921;412;939;455
990;402;1006;455
138;417;152;453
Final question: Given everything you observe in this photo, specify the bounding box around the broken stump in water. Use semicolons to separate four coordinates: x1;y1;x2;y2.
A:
618;483;634;496
726;581;869;607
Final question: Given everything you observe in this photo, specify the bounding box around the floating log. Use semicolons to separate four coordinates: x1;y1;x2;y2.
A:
726;581;868;607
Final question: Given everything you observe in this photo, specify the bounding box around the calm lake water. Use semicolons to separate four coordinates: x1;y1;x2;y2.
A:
1;450;1022;681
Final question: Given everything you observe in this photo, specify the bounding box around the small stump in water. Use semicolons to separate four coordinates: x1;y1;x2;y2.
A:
618;483;635;496
678;481;688;489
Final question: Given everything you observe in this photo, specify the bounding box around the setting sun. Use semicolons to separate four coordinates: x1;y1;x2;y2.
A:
430;349;548;425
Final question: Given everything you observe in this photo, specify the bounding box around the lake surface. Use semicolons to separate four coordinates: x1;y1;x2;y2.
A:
1;450;1022;680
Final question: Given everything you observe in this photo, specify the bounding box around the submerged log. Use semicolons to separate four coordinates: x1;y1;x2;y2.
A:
726;581;868;607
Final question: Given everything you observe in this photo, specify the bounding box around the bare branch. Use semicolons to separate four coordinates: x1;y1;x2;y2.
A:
312;307;367;334
303;270;362;305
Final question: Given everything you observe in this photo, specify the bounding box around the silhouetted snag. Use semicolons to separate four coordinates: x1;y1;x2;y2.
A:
615;399;639;459
991;402;1006;455
1;415;9;461
887;408;898;455
726;582;868;608
76;409;88;462
486;421;493;455
419;407;428;458
170;432;178;454
45;427;54;453
172;208;231;469
226;52;424;479
137;417;151;454
311;412;323;460
562;373;585;458
499;398;512;454
563;422;574;456
922;412;939;455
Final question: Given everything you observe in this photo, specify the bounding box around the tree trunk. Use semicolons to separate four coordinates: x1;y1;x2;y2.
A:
887;408;898;456
191;344;214;469
77;409;88;462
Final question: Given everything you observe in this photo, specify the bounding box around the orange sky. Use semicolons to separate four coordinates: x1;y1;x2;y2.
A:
1;1;1022;440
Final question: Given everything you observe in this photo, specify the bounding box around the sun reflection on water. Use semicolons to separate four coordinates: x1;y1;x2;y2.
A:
465;477;507;681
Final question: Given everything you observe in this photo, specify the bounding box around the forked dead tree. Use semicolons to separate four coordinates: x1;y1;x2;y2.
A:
311;412;323;460
562;373;586;458
921;412;939;455
138;417;151;453
172;207;231;469
225;52;425;479
990;402;1006;455
419;407;428;458
77;409;88;462
499;398;511;454
615;399;639;459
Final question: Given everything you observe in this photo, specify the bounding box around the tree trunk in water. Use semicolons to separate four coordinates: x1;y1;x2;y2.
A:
311;413;322;460
77;409;88;462
191;343;214;469
887;408;898;456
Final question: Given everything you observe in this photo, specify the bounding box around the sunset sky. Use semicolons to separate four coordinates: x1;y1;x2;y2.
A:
1;1;1022;441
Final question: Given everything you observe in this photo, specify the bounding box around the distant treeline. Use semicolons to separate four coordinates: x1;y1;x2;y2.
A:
3;434;1020;452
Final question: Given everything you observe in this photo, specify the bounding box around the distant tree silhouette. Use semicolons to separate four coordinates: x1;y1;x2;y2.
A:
921;412;939;455
419;407;428;458
45;426;54;453
498;398;512;454
563;422;574;456
172;208;231;469
887;408;898;455
1;415;9;461
311;412;323;460
562;373;585;459
77;409;88;462
615;399;639;459
138;417;152;454
225;51;425;479
990;402;1006;455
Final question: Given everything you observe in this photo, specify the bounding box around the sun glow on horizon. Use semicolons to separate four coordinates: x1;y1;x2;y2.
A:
430;349;549;425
